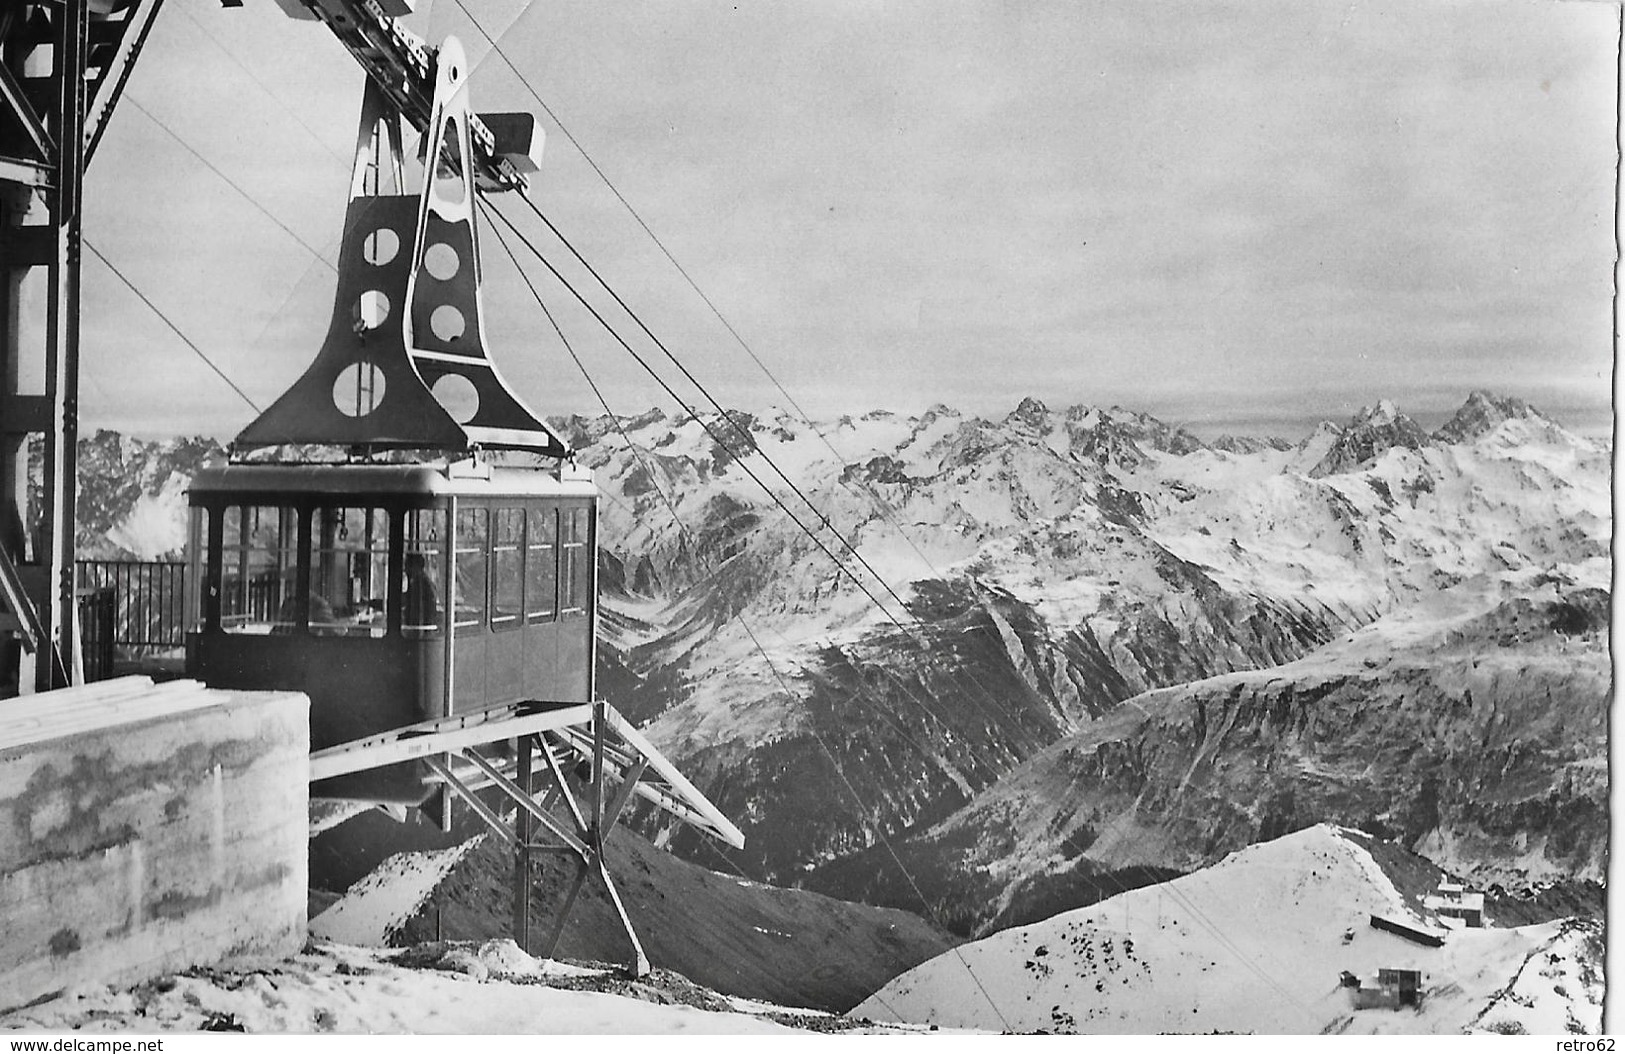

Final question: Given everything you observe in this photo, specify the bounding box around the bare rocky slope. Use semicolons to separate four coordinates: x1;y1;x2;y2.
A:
308;808;954;1012
803;577;1607;935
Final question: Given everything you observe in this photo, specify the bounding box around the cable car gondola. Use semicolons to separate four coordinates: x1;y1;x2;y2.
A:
185;43;593;807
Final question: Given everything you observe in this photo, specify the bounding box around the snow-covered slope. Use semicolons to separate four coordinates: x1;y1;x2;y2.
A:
0;939;890;1034
310;838;485;946
853;824;1603;1035
75;431;224;559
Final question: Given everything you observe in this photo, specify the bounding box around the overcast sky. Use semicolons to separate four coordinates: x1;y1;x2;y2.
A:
82;0;1618;441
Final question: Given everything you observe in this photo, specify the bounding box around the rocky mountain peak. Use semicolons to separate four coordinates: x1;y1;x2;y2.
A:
622;407;668;432
1005;396;1052;431
1354;398;1400;427
1081;406;1206;457
1062;409;1149;470
1433;390;1548;444
1211;434;1292;454
1307;400;1431;478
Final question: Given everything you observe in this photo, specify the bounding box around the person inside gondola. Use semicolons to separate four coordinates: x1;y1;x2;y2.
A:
403;552;440;631
272;592;334;634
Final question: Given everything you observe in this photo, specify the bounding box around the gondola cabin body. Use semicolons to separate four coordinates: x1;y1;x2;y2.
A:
185;461;597;803
182;39;588;805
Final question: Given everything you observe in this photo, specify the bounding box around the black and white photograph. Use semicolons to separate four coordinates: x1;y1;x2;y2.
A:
0;0;1614;1037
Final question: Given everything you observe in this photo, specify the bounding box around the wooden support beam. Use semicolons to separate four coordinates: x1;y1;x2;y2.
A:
602;758;649;833
541;860;589;963
459;747;589;857
421;755;517;850
536;731;589;835
590;700;606;844
512;735;532;952
595;855;649;978
308;703;591;782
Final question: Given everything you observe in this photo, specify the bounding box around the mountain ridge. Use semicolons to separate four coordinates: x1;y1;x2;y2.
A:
70;391;1610;935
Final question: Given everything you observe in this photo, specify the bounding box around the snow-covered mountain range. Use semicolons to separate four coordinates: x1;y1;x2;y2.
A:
74;391;1610;937
567;391;1608;919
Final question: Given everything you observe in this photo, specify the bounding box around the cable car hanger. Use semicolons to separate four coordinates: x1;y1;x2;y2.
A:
233;36;568;461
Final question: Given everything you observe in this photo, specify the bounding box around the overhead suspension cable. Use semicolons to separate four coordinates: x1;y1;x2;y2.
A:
485;207;950;775
123;97;337;273
485;198;1313;1020
175;5;352;169
493;201;1063;760
479;199;910;634
85;239;261;414
499;203;1061;759
450;4;1043;748
451;0;946;595
462;28;1308;1010
494;201;1056;785
451;0;928;621
483;212;1008;1027
513;195;918;618
489;199;1054;772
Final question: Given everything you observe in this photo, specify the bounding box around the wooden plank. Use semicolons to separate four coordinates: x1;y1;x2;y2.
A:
457;748;589;857
421;755;517;849
602;705;745;849
547;714;743;848
536;731;590;835
308;703;591;782
512;736;532;951
596;855;649;978
602;758;649;832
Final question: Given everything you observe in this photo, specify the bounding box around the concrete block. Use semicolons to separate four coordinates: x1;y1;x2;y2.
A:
0;686;309;1011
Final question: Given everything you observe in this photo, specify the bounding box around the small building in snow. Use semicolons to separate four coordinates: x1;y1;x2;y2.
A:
1424;881;1485;928
1348;967;1424;1010
1369;913;1446;947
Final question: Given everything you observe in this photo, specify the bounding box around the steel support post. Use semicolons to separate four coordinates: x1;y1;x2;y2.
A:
0;3;90;694
40;0;85;691
512;735;533;951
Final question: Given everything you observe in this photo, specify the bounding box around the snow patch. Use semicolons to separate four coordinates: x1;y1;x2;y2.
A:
309;838;484;946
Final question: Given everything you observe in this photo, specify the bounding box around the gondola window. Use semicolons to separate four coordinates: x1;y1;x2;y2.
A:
310;506;389;636
221;504;298;634
455;506;488;631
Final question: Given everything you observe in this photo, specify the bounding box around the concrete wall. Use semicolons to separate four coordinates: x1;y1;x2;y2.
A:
0;686;309;1011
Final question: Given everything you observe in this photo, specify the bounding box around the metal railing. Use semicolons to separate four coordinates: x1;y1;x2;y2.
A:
75;560;187;655
221;571;285;628
77;585;115;682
